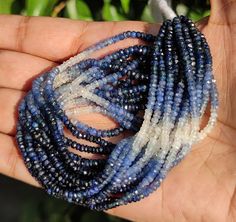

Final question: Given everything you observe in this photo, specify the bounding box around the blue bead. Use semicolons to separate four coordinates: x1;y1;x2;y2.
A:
16;15;218;211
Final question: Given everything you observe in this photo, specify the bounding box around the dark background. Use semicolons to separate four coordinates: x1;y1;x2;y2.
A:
0;174;127;222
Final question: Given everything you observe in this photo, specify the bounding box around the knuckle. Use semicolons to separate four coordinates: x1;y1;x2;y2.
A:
15;16;32;52
69;21;90;57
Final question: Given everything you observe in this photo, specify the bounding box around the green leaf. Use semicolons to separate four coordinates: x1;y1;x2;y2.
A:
26;0;58;16
0;0;15;14
65;0;79;19
188;10;203;21
141;5;155;23
102;0;125;21
65;0;93;20
120;0;130;14
129;0;148;20
75;0;92;20
203;9;210;17
176;3;188;16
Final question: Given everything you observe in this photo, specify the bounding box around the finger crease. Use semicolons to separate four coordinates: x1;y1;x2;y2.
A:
6;145;19;178
16;16;32;52
69;21;90;57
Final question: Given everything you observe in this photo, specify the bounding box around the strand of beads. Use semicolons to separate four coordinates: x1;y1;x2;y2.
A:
17;15;218;210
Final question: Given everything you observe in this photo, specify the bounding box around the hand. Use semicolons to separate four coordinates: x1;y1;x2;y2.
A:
0;0;235;221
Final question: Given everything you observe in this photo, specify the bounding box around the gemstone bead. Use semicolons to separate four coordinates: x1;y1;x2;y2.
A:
16;16;218;211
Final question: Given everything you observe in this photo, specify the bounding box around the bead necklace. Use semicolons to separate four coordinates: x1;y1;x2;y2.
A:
16;0;218;210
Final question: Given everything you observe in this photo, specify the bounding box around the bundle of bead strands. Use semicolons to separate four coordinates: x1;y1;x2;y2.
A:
16;0;218;210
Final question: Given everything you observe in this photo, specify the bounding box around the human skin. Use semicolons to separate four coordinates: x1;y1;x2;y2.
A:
0;0;235;221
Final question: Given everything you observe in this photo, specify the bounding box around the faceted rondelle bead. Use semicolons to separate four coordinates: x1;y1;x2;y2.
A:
16;16;218;211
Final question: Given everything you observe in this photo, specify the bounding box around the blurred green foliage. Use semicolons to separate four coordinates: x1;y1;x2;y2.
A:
0;0;210;221
0;0;210;22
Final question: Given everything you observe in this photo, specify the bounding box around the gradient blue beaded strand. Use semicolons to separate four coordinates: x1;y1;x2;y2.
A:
16;3;218;211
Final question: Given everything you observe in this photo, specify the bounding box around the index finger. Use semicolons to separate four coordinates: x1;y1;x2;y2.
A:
0;15;157;62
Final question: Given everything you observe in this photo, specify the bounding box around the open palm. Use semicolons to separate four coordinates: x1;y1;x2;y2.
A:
0;0;236;221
